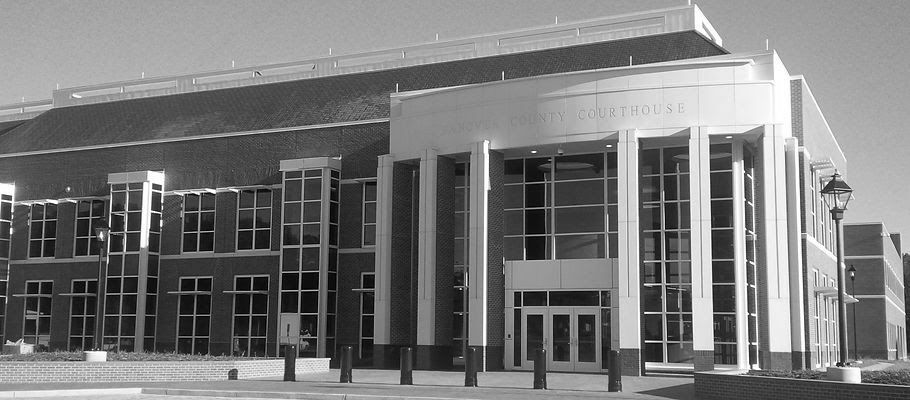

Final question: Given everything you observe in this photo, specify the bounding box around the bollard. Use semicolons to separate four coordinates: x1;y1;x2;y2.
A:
464;347;478;387
608;349;622;392
533;347;547;389
339;345;353;383
400;347;413;385
283;345;296;382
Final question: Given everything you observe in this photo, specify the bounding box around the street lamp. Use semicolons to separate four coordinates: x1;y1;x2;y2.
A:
820;171;853;367
848;265;857;362
93;219;110;352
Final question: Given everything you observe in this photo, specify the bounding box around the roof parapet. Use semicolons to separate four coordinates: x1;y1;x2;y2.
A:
0;5;722;116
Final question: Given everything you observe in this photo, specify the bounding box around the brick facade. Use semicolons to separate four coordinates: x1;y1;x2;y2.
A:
695;371;910;400
0;358;328;383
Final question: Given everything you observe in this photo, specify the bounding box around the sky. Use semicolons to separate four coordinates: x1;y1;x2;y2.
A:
2;0;909;244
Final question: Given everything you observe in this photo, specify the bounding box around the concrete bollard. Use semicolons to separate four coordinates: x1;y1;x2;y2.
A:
339;345;353;383
464;347;478;387
608;349;622;392
400;347;413;385
283;345;296;382
533;347;547;389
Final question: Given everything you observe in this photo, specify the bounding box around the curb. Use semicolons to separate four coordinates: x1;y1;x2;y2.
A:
0;388;143;398
141;388;482;400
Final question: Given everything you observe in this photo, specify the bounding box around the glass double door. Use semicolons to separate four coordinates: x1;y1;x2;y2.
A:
522;307;600;372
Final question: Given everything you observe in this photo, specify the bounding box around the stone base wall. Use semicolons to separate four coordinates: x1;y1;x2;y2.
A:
0;358;329;383
695;370;910;400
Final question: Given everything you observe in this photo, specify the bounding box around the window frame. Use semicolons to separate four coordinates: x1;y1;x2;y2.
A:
181;193;216;253
74;199;106;257
231;274;270;357
236;188;272;251
359;272;375;359
23;280;53;349
361;181;377;247
175;276;213;355
28;203;58;258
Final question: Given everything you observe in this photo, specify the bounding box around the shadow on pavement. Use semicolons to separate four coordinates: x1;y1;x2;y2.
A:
637;383;695;400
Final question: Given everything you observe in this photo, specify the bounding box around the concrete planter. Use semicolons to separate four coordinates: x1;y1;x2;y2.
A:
825;366;861;383
83;350;107;362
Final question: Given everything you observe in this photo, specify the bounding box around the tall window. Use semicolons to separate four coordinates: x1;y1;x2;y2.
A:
503;153;607;260
743;146;759;366
68;279;97;350
710;144;736;364
29;203;57;258
279;168;340;358
23;280;53;350
811;269;825;367
453;162;470;362
237;189;271;250
0;192;12;344
232;275;268;356
641;146;693;364
74;200;105;256
177;276;212;354
359;273;375;361
362;182;377;246
183;193;215;252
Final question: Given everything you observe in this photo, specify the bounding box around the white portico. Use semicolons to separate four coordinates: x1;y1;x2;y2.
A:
377;50;804;374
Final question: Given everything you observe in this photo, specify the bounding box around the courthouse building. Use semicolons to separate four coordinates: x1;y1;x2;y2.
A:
0;5;893;374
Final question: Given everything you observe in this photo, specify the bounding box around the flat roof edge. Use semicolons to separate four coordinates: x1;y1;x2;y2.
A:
1;5;721;112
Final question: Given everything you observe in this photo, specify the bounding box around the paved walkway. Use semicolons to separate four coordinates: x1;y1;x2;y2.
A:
0;369;694;400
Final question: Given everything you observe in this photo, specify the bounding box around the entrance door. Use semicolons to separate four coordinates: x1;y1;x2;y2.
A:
521;307;601;372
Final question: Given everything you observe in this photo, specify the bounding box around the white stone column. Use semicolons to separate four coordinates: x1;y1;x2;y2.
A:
468;141;490;362
785;137;807;365
732;139;750;369
761;125;793;364
617;130;641;363
417;148;438;346
688;127;714;368
373;154;395;345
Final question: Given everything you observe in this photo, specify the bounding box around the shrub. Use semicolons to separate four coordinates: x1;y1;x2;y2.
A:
747;370;824;380
0;351;269;362
747;369;910;386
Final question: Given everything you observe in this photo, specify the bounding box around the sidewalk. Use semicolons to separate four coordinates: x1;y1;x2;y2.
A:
0;368;694;400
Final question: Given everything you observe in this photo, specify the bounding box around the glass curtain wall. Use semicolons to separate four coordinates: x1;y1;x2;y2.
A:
641;146;693;364
503;153;612;260
279;167;340;358
107;181;162;351
742;145;759;366
0;191;11;344
710;144;736;364
453;162;469;363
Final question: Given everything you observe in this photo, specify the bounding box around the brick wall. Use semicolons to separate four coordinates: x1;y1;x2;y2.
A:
389;162;416;346
0;123;388;202
434;156;455;346
0;358;328;383
485;151;505;370
695;371;910;400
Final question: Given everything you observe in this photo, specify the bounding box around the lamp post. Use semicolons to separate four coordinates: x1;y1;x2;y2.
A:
848;265;857;362
93;220;110;352
820;171;853;367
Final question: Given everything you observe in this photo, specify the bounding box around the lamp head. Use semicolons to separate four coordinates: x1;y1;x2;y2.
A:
820;170;853;212
93;218;110;243
848;265;856;280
